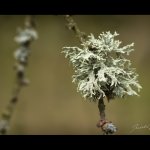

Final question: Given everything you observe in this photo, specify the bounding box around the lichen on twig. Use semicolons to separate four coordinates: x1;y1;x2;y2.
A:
0;15;38;135
63;15;142;135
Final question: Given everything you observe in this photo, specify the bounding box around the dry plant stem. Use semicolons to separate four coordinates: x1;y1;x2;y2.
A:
64;15;87;43
0;15;36;135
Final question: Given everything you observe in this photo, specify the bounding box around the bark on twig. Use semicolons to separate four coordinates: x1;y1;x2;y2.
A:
98;97;106;120
97;97;117;135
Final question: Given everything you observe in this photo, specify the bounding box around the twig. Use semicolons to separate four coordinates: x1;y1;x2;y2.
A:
64;15;87;43
98;97;106;120
97;97;117;135
64;15;117;135
0;15;38;135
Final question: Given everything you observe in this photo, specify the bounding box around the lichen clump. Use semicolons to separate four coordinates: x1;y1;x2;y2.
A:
63;31;142;101
14;27;38;64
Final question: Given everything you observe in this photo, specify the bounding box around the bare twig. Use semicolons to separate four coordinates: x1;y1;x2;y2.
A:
98;97;106;120
64;15;87;43
97;97;117;135
0;15;38;135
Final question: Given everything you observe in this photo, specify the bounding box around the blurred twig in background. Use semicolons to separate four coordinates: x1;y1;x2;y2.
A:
0;15;38;135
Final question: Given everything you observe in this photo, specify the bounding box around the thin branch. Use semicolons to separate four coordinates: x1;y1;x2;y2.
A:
64;15;87;43
0;15;38;135
97;97;117;135
64;15;117;135
98;97;106;120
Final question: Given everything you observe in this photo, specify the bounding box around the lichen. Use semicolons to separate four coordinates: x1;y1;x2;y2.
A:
62;31;142;101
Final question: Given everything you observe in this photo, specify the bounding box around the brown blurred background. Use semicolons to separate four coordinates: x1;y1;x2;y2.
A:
0;15;149;135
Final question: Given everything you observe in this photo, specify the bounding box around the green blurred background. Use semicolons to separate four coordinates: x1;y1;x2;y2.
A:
0;15;149;135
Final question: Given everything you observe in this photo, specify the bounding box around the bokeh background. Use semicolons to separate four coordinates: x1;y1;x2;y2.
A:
0;15;149;135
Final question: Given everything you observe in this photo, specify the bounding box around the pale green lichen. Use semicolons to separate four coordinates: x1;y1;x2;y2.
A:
14;27;38;64
62;31;142;101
